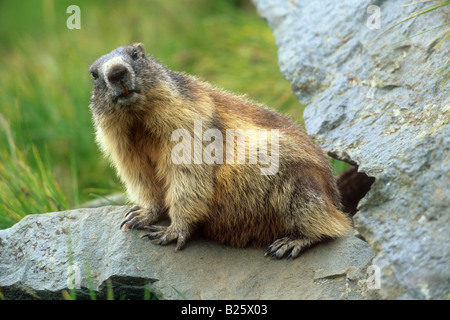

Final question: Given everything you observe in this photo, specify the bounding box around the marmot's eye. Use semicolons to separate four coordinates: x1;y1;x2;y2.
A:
91;70;99;80
131;49;139;60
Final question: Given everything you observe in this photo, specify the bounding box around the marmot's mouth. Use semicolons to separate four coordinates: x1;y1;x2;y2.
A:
121;85;130;96
114;85;138;103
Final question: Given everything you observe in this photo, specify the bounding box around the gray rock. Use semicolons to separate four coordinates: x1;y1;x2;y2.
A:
0;206;377;300
253;0;449;299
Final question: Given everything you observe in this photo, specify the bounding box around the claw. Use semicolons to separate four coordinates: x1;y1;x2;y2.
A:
264;237;314;259
264;246;273;256
141;231;164;240
120;222;130;231
120;206;160;231
140;233;153;240
120;206;140;230
144;225;167;232
141;224;189;251
124;205;140;218
175;238;186;251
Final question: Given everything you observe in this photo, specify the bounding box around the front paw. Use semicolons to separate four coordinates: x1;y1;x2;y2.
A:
120;206;159;231
141;225;189;251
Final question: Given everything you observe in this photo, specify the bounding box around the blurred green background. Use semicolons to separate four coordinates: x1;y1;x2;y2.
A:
0;0;343;229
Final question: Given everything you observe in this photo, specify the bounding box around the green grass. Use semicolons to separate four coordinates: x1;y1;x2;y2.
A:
0;0;344;229
377;0;450;82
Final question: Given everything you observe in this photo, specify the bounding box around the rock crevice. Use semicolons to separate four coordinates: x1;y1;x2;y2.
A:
254;0;449;299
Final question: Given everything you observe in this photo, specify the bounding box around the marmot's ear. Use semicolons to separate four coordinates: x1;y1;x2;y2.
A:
133;42;145;54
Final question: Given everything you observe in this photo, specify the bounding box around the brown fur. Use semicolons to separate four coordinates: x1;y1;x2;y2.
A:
89;43;352;258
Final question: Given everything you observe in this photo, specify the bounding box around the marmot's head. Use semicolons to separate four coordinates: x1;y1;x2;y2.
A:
89;43;167;115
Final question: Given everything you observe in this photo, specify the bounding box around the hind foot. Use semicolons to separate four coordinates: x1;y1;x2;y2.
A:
264;237;316;259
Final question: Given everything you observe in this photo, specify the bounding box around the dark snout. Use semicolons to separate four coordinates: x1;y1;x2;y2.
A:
108;65;129;84
106;64;136;99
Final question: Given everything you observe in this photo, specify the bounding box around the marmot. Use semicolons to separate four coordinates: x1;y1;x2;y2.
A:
89;43;352;259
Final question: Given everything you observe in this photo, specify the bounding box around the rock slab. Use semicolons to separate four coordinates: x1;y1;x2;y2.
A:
0;206;377;300
253;0;450;299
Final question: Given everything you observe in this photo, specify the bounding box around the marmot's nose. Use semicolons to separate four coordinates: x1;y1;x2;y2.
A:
107;65;128;83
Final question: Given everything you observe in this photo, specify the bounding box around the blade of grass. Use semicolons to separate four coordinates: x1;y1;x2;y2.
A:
0;141;70;228
171;285;188;300
84;259;97;300
389;22;450;46
87;192;123;206
66;226;77;300
70;153;80;208
369;0;450;44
